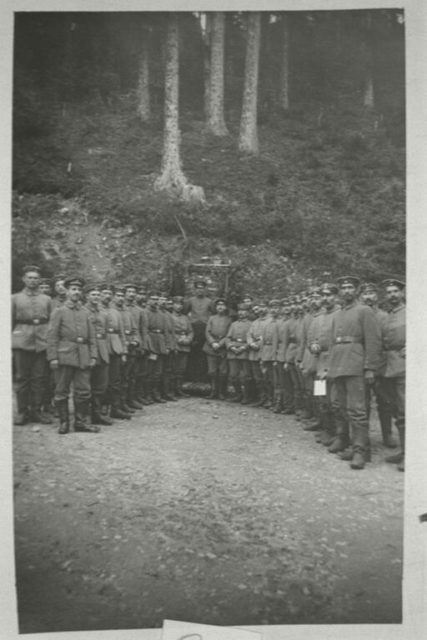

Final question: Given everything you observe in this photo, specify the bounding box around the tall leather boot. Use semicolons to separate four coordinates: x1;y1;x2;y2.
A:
379;408;396;448
251;382;265;407
136;376;150;405
230;378;242;402
75;399;100;433
110;391;131;419
397;427;405;471
127;380;144;410
208;375;219;399
31;404;54;424
56;399;69;434
350;424;369;470
328;409;350;453
152;380;167;403
272;390;283;413
163;375;178;401
218;375;228;401
175;376;189;398
262;381;273;409
241;380;251;405
92;395;114;425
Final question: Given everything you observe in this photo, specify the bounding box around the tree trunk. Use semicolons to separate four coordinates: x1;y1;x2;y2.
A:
137;32;151;121
279;13;290;111
154;14;205;204
208;12;228;136
239;12;261;155
363;12;375;108
201;12;211;122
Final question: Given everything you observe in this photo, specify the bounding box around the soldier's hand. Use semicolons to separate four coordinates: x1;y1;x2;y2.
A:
272;361;278;367
364;370;375;384
90;358;97;368
283;363;288;370
121;355;127;363
50;359;59;370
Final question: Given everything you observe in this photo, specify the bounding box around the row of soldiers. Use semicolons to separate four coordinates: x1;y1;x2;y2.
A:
12;267;405;471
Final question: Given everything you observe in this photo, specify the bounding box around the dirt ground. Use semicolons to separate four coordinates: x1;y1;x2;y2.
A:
13;397;403;633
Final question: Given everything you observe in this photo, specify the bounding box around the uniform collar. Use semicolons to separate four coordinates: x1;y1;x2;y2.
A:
390;303;405;313
23;287;39;296
65;299;82;310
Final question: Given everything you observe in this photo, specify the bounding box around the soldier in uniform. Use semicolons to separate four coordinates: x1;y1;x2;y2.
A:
47;276;98;434
12;265;53;425
145;291;169;402
39;278;53;297
124;283;145;411
247;301;268;406
171;296;194;397
100;284;130;420
185;277;213;382
284;296;304;417
299;288;324;430
159;294;178;401
359;282;395;448
226;303;251;403
84;283;113;426
112;285;137;415
327;276;381;469
260;299;280;409
203;298;232;399
381;279;406;471
51;275;67;309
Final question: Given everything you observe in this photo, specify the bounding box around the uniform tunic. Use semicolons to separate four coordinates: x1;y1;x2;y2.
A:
172;313;194;353
260;318;278;362
226;320;251;360
85;303;110;397
12;290;52;352
203;315;232;357
247;317;266;362
380;304;405;429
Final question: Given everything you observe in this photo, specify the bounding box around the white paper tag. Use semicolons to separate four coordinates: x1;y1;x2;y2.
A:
148;353;158;361
162;620;262;640
314;379;327;396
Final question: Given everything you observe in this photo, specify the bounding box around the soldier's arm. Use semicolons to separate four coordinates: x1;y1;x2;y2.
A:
118;314;128;355
87;312;98;362
361;307;382;372
46;307;61;362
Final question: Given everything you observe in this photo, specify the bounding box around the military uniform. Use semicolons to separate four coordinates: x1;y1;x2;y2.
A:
226;311;251;403
171;298;194;397
185;281;213;382
260;306;279;408
47;281;98;434
203;307;232;399
327;277;381;467
285;309;304;416
247;313;269;406
124;296;146;409
12;284;53;423
101;289;129;419
113;297;138;413
145;303;169;402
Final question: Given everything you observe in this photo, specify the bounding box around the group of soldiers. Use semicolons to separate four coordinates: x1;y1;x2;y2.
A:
12;266;405;472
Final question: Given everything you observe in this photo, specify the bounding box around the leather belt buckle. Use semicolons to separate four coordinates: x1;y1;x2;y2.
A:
96;333;103;339
108;328;114;333
33;319;40;325
125;330;131;335
76;337;84;344
336;336;342;343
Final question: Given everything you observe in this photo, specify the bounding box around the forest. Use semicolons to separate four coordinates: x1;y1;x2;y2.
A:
12;10;405;295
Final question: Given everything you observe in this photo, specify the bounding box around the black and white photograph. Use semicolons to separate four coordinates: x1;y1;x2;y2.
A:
3;0;427;638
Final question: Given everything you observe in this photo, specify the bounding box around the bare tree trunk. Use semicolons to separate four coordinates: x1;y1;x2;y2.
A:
279;13;290;111
363;12;375;108
239;12;261;154
137;32;151;121
154;14;205;203
208;12;228;136
201;12;212;121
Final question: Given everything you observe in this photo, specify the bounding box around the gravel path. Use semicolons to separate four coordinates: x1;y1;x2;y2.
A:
13;398;403;633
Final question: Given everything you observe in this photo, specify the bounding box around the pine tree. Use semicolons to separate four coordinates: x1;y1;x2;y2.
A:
208;12;228;136
279;13;290;111
137;29;151;121
239;12;261;154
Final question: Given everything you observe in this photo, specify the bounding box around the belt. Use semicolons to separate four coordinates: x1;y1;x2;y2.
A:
149;329;164;334
288;337;297;344
107;328;120;334
124;330;132;335
17;318;48;325
334;336;361;344
235;338;245;343
72;337;88;344
96;333;106;339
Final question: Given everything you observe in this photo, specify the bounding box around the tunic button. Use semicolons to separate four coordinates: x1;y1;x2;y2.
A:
33;319;40;325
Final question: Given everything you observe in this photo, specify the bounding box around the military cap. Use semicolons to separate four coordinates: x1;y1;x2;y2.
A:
100;283;115;293
382;278;405;290
242;294;254;302
194;277;207;287
359;282;377;293
214;297;227;306
40;277;52;286
137;285;147;294
64;276;85;289
336;276;360;288
238;302;251;311
84;282;102;294
53;274;66;285
269;299;281;307
172;295;184;303
320;283;338;295
22;264;41;275
123;282;138;291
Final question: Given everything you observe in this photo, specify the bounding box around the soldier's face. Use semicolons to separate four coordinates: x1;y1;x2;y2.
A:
173;302;183;313
311;294;322;310
258;304;267;317
149;296;159;309
115;292;125;307
125;287;136;302
361;291;378;306
322;292;336;310
385;285;404;308
67;285;82;302
270;306;279;318
195;285;205;297
252;305;260;317
55;280;66;296
39;284;52;296
340;283;357;303
101;289;112;304
216;302;226;314
238;309;248;320
88;290;101;305
23;271;40;290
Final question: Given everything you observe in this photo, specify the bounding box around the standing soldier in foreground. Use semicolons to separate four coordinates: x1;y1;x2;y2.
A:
171;296;194;397
145;291;169;403
260;300;280;409
247;301;268;406
84;283;113;426
381;279;406;471
12;265;53;425
185;277;213;381
47;276;98;434
327;276;381;469
203;298;232;399
226;303;251;403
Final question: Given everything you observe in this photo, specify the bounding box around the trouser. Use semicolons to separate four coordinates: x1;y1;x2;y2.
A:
249;360;263;383
90;361;109;397
107;353;122;406
365;376;393;432
135;352;148;397
228;359;250;383
302;370;316;418
147;354;164;383
316;378;336;435
207;354;228;376
382;376;405;430
186;322;208;382
54;365;91;402
261;361;274;403
273;363;294;411
13;349;49;414
123;348;138;400
161;351;173;394
172;351;189;378
288;362;304;411
330;376;369;454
